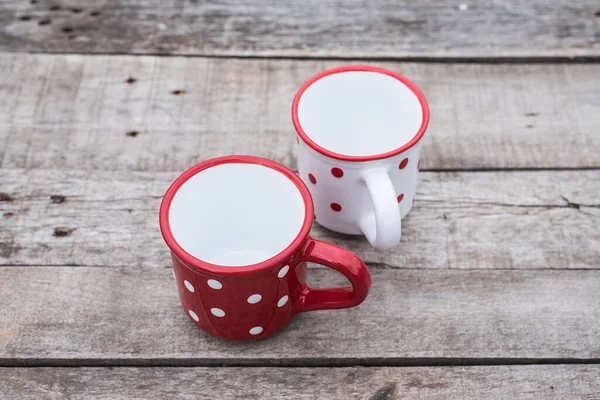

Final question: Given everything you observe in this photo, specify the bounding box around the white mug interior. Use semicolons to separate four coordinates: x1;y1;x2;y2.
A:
297;70;424;157
168;163;306;267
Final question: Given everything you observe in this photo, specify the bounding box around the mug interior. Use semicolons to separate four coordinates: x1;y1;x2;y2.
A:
296;69;425;157
167;162;306;267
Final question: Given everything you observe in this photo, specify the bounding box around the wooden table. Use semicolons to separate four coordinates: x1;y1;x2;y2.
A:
1;1;599;398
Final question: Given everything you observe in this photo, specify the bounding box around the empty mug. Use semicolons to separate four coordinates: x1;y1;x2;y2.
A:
292;65;430;250
159;155;371;340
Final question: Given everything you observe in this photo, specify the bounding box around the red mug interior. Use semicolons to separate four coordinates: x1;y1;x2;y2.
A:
165;160;310;268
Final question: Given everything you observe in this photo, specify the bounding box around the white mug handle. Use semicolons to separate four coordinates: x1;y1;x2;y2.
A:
358;168;401;250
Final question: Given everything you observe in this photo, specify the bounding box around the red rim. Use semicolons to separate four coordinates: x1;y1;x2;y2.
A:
159;155;314;276
292;65;430;162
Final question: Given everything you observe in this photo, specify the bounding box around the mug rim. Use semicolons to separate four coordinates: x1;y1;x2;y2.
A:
292;65;430;162
159;155;314;276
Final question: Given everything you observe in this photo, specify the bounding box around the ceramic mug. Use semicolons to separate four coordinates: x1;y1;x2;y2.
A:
159;155;371;340
292;65;430;250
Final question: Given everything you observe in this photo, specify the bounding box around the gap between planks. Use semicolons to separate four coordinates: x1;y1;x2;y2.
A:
5;50;600;63
2;358;600;369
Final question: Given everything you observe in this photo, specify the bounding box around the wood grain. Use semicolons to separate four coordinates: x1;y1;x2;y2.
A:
2;168;600;269
1;266;600;363
2;366;600;399
0;0;599;59
1;54;600;171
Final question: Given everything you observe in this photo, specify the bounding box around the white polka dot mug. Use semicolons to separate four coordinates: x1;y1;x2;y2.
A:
292;65;430;250
159;155;371;340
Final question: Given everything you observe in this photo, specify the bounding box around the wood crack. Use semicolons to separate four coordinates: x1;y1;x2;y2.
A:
2;357;600;368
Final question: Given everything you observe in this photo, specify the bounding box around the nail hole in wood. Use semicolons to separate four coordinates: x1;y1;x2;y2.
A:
3;212;15;218
49;5;61;11
70;7;83;13
19;15;32;21
38;18;51;25
125;130;140;137
54;227;76;237
125;77;137;84
525;112;538;117
526;124;534;128
594;10;600;17
62;26;74;33
50;195;67;204
30;0;38;3
0;193;15;202
90;11;100;16
170;90;187;95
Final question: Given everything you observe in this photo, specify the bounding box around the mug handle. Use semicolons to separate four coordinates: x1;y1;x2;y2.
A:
292;237;371;314
358;168;402;250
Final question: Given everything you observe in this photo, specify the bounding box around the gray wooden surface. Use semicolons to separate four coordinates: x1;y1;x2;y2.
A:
2;168;600;269
1;0;599;59
1;54;600;171
2;366;600;400
1;0;599;398
2;267;600;363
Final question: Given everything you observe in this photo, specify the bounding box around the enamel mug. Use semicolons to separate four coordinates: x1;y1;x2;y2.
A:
159;155;371;340
292;65;430;250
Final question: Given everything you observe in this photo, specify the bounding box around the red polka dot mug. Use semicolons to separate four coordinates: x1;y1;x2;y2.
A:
159;155;371;340
292;65;430;250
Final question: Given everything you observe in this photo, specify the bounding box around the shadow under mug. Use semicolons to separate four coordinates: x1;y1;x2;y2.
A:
159;155;371;340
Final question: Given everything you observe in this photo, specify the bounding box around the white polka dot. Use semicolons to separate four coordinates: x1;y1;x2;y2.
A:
188;310;199;321
207;279;222;289
249;326;263;335
277;295;289;308
247;294;262;304
278;265;289;278
210;308;225;317
184;280;195;292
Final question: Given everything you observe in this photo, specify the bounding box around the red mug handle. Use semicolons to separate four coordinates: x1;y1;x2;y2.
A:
292;237;371;314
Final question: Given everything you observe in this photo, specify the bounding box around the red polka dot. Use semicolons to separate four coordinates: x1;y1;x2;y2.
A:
417;160;421;169
399;158;409;169
308;173;317;184
330;203;342;212
397;194;404;203
331;167;344;178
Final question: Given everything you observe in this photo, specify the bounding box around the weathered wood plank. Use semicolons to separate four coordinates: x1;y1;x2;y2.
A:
1;54;600;171
1;267;599;362
2;168;599;269
0;0;599;59
2;366;600;399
